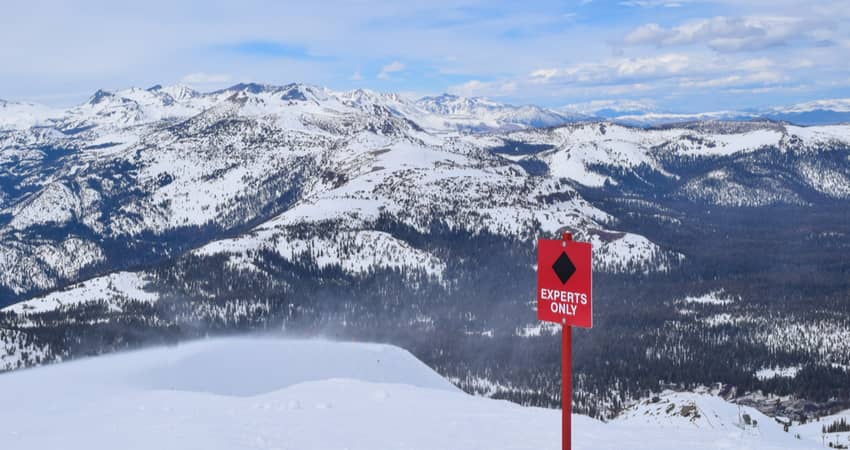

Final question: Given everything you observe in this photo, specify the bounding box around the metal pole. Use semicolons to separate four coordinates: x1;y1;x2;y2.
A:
563;324;572;450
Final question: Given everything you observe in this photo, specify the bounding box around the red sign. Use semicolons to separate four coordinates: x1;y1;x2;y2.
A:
536;233;593;450
537;237;592;328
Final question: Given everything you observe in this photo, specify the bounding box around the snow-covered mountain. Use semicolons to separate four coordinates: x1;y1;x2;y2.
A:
1;82;849;424
585;98;850;127
1;82;848;334
493;120;850;203
416;93;592;131
0;83;677;299
609;111;758;127
13;85;846;308
0;99;61;130
763;98;850;126
0;337;817;450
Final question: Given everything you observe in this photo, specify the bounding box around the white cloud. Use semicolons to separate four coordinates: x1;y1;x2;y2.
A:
180;72;232;84
528;53;812;91
679;71;784;88
737;58;774;71
616;53;691;76
448;79;518;97
529;68;559;81
623;23;667;44
530;53;695;85
0;0;847;111
516;48;814;105
789;59;815;69
378;61;405;80
561;98;657;114
623;16;823;52
620;1;690;7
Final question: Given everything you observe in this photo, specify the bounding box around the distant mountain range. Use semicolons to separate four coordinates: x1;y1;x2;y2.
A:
3;85;849;133
564;98;850;127
0;84;593;134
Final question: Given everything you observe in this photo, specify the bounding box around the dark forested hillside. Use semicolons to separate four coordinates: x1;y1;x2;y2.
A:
3;197;849;420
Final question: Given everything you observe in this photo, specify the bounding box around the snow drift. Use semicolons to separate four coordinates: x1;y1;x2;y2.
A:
0;337;815;449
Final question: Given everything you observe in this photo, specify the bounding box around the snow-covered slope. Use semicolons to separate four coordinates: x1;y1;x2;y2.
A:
764;99;850;126
0;83;847;301
1;81;849;317
0;99;61;130
0;338;813;449
500;121;788;187
610;111;757;127
416;93;589;132
794;408;850;448
592;98;850;127
615;390;808;448
0;83;683;299
495;121;850;205
2;271;155;315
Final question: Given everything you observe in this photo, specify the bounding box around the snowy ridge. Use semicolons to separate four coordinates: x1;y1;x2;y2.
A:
187;131;670;279
620;389;849;449
415;93;589;132
1;84;584;137
1;82;849;300
495;121;850;208
585;98;850;126
500;122;799;188
615;389;798;447
773;98;850;114
611;111;756;127
590;231;683;273
0;338;815;449
2;271;156;316
0;100;61;130
795;408;850;448
504;122;796;182
0;237;104;294
195;228;446;280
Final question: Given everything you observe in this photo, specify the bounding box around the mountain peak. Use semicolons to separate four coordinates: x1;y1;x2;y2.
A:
428;93;461;101
217;82;279;95
88;89;115;105
279;83;320;102
416;94;502;115
158;84;199;101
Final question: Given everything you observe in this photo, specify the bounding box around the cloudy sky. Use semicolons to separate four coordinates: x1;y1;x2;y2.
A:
1;0;849;112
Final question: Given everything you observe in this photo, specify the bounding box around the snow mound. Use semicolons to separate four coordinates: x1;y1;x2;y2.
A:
0;338;456;396
130;339;458;396
616;390;809;449
0;338;813;450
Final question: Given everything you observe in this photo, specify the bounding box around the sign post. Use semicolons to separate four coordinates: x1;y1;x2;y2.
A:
562;324;571;450
536;232;592;450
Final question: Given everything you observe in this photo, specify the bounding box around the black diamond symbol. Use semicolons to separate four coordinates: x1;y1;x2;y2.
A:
552;252;576;284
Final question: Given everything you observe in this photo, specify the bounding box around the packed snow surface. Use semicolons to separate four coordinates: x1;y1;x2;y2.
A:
0;338;813;449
